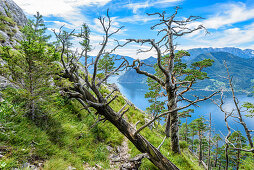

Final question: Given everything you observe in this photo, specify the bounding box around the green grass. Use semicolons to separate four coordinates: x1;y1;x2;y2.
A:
0;88;124;169
0;86;203;169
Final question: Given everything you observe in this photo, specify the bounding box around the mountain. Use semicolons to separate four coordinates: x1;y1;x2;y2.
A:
118;52;254;93
80;54;134;73
118;56;156;83
191;52;254;92
183;47;254;61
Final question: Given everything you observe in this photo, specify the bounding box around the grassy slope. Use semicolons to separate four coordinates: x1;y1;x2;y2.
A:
0;87;202;169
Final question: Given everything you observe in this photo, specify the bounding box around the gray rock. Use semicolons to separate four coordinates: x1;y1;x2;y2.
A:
106;145;113;152
0;0;27;47
0;0;27;26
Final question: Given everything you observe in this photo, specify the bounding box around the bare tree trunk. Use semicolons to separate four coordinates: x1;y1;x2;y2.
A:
198;130;202;166
61;71;180;169
236;149;240;170
192;130;195;152
208;113;212;170
185;117;188;142
92;102;180;170
236;132;241;170
225;62;254;149
214;141;219;167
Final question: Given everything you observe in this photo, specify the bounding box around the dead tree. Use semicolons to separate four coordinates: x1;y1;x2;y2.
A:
207;112;212;170
123;7;218;154
224;62;254;149
53;10;180;170
212;61;254;169
213;92;233;170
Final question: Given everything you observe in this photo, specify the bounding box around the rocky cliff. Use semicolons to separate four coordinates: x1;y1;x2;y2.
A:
0;0;27;96
0;0;27;47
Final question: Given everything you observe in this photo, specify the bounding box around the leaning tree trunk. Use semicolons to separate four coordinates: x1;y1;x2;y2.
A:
64;74;180;170
94;104;179;170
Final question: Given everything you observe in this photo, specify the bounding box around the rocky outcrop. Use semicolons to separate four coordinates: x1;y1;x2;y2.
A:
0;0;27;47
0;0;27;99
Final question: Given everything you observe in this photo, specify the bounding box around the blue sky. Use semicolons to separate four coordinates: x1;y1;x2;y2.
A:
15;0;254;59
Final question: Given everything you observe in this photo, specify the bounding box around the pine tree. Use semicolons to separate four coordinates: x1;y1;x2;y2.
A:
145;76;165;122
0;12;59;119
97;54;116;83
179;109;193;142
191;117;208;165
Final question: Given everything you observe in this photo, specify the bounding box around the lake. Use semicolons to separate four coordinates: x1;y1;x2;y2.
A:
108;76;254;138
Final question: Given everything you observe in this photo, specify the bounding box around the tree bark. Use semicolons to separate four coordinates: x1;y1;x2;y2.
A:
208;113;212;170
94;104;179;170
198;130;202;166
185;117;188;142
165;89;180;154
214;141;219;167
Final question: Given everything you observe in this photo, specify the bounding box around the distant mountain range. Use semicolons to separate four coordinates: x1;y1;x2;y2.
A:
184;47;254;60
118;49;254;93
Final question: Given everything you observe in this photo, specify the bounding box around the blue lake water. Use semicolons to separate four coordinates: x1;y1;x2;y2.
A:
108;76;254;138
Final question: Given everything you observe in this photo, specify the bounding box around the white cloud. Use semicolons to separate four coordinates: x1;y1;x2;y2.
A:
15;0;111;16
126;1;149;14
126;0;182;14
177;22;254;50
117;14;157;23
203;2;254;29
14;0;112;28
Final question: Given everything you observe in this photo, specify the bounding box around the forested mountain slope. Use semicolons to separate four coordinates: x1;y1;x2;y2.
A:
118;52;254;93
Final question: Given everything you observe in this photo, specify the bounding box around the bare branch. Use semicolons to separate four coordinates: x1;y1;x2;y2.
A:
229;148;254;152
157;136;167;150
118;103;128;114
134;91;219;136
106;95;118;106
97;60;127;87
105;89;117;100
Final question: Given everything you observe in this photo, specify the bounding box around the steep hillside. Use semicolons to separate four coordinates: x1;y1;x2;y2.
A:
0;86;202;169
191;52;254;92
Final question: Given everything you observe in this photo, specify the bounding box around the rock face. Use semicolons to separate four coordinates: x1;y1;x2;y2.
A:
0;0;27;26
0;0;27;97
0;0;27;47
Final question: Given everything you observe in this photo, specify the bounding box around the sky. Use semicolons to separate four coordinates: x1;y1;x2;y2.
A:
14;0;254;59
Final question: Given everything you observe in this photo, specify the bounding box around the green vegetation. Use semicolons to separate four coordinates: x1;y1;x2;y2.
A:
0;7;252;169
97;54;117;82
0;88;123;169
113;94;202;169
0;13;16;27
0;85;203;169
0;13;59;120
0;12;17;41
0;13;204;169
